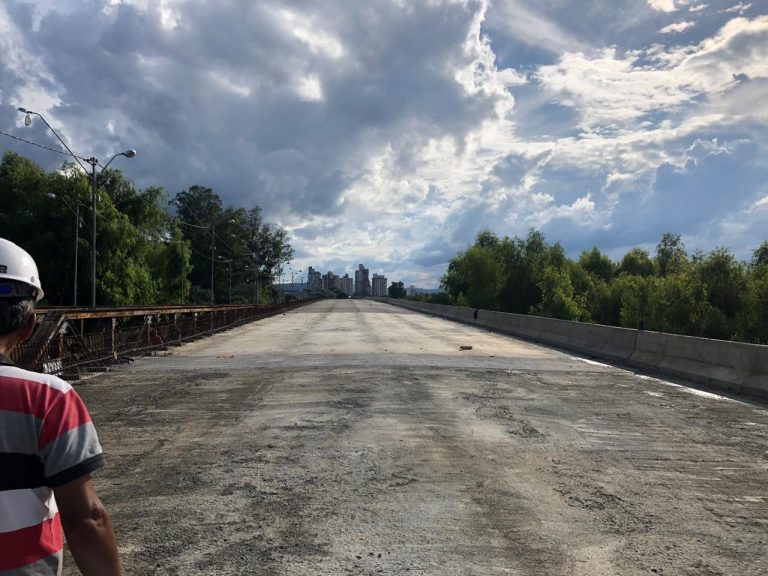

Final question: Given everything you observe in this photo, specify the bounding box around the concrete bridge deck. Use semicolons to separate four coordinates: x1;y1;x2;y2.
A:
68;299;768;575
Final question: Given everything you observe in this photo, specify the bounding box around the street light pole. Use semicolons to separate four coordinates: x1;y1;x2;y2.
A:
164;240;185;305
89;160;97;309
19;108;135;308
211;222;215;304
87;151;136;308
254;257;259;306
47;193;80;306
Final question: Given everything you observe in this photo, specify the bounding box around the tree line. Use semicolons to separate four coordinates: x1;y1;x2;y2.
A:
0;151;293;306
436;229;768;344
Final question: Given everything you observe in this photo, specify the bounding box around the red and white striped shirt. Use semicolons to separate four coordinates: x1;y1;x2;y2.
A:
0;356;104;575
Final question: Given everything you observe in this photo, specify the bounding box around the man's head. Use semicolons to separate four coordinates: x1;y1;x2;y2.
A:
0;238;43;341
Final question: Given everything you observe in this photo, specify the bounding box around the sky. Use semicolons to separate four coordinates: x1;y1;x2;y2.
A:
1;0;766;288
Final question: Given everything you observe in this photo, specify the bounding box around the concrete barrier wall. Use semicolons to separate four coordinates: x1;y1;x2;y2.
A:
476;310;637;363
381;298;768;400
629;331;768;399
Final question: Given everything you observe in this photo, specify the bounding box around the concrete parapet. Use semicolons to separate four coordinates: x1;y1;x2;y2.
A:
477;310;636;363
629;332;768;399
430;303;478;324
383;298;767;400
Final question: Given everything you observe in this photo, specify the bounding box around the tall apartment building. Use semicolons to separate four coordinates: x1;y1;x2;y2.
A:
371;273;387;297
323;271;337;290
354;264;370;297
307;267;322;290
340;274;353;296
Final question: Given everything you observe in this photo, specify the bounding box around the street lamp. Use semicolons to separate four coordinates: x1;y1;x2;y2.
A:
19;107;136;308
47;193;83;306
253;255;260;305
164;240;186;304
172;202;236;304
216;258;232;303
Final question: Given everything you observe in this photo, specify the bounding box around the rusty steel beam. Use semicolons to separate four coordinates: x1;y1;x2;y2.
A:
36;304;267;320
14;300;316;377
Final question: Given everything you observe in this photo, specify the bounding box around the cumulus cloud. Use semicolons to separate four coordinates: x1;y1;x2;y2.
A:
648;0;679;12
538;16;768;129
1;0;767;286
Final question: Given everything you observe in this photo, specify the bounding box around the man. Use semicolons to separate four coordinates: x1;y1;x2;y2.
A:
0;238;120;575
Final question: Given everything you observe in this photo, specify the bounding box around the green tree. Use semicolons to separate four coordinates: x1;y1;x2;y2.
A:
442;230;503;308
171;186;223;301
613;274;652;329
656;233;688;277
534;264;587;320
751;240;768;270
645;271;709;336
579;247;615;282
692;248;748;339
497;230;554;314
742;241;768;343
171;186;293;304
388;281;407;298
618;248;656;277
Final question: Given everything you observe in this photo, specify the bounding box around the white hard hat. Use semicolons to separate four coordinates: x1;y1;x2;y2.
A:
0;238;44;301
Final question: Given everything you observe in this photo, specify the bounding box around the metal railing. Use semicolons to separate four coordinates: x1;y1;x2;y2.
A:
11;302;312;379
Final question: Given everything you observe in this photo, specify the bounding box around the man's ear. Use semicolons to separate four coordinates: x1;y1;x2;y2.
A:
19;313;37;343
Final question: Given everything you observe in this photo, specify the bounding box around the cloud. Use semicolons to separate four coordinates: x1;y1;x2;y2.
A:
484;0;588;54
751;193;768;211
722;2;752;15
659;20;696;33
536;16;768;131
648;0;679;12
1;0;767;287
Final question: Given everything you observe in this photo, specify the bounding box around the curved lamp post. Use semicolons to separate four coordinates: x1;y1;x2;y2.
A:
164;239;186;304
19;107;136;308
46;193;84;306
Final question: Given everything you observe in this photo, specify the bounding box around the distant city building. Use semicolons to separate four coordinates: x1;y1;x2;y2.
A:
307;267;322;290
340;274;353;296
371;273;387;297
354;264;370;297
407;285;417;297
323;271;337;290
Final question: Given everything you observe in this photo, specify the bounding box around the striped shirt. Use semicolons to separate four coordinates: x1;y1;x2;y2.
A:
0;355;104;575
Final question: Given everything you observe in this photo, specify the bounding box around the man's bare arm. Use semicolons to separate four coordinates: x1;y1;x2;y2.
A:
54;475;121;576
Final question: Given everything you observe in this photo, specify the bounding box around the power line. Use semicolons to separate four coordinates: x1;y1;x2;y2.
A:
0;128;89;163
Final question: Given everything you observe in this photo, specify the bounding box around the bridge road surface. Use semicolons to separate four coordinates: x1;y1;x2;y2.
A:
65;299;767;576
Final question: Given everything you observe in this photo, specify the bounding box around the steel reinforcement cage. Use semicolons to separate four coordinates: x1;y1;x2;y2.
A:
10;302;311;379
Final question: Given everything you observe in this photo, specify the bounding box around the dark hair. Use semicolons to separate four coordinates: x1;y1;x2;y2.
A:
0;298;35;336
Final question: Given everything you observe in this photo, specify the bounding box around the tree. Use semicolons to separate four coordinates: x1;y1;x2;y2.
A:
645;272;709;336
171;186;223;301
171;186;293;304
535;265;587;320
579;247;615;282
388;281;406;298
614;274;652;329
441;237;500;309
752;241;768;270
694;247;747;319
497;230;553;314
618;248;655;277
656;233;688;277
